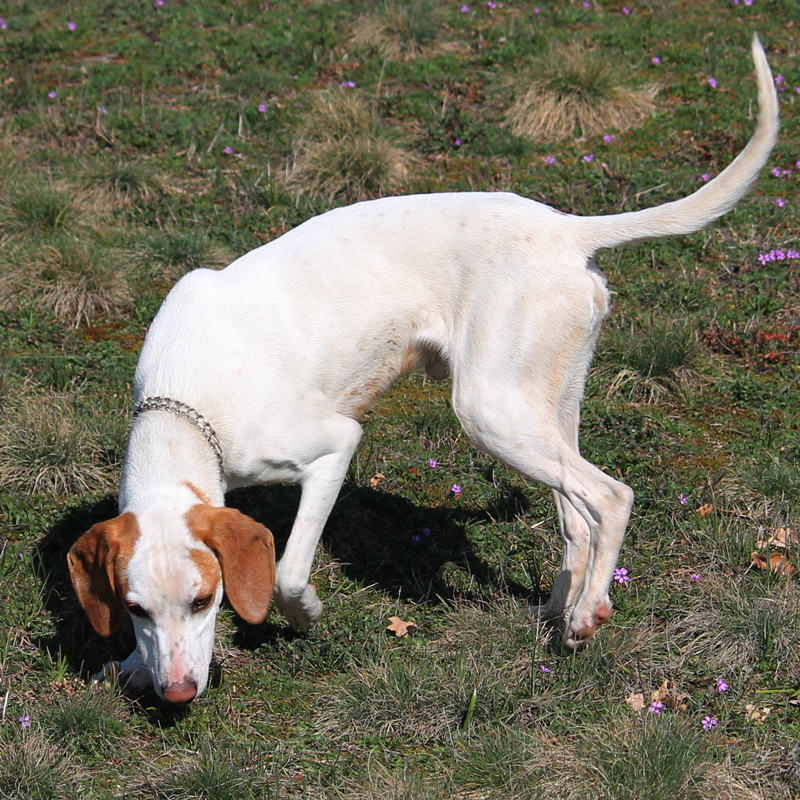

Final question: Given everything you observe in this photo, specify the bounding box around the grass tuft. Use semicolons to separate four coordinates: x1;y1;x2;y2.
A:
136;228;233;286
351;0;459;61
506;42;657;140
288;92;415;202
0;390;124;499
0;731;75;800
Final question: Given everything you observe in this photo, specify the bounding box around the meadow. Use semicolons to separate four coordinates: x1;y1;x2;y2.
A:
0;0;799;797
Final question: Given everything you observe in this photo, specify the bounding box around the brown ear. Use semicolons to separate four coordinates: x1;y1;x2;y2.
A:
186;506;276;625
67;514;138;637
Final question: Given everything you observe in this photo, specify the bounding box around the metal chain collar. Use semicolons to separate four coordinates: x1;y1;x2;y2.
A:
133;396;225;472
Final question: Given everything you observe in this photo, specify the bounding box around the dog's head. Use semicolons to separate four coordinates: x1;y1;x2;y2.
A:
67;506;275;703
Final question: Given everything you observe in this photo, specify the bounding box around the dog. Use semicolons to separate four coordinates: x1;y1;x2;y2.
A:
68;36;778;704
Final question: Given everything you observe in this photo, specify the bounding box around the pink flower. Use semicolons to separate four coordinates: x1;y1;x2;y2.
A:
702;715;717;730
652;56;661;65
613;567;630;585
649;700;665;714
540;665;552;673
157;0;165;5
701;173;711;182
583;153;594;163
707;77;718;88
716;678;729;692
623;6;631;13
428;458;438;468
603;134;613;143
19;715;31;729
258;104;267;112
452;484;462;494
544;155;556;165
777;198;786;207
460;4;470;11
690;573;701;580
48;90;57;99
223;146;233;155
339;80;356;89
68;21;77;31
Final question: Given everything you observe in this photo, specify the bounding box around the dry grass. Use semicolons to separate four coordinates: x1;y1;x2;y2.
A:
0;390;123;498
351;0;461;61
0;236;132;327
287;92;415;202
506;42;658;141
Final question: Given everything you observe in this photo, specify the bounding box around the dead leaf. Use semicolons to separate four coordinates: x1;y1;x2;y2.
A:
386;616;417;637
625;692;645;712
370;473;385;489
745;704;772;724
756;527;799;550
698;503;714;518
750;551;796;575
647;679;690;712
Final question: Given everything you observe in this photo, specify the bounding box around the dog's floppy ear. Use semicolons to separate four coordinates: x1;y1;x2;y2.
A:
187;506;276;625
67;514;137;637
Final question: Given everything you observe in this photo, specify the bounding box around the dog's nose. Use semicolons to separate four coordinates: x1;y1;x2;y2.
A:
162;679;198;704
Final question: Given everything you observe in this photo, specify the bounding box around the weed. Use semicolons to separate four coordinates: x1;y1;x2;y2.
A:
352;0;459;61
0;731;75;800
506;42;657;140
0;180;80;238
287;92;415;202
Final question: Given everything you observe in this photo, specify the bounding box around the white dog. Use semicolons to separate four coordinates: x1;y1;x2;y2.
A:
68;37;778;703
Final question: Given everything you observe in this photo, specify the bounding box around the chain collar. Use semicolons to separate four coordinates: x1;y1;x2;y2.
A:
133;396;225;473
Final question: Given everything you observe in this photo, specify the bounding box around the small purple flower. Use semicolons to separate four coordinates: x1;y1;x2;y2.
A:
583;153;594;163
157;0;165;5
583;1;591;7
652;56;661;65
744;0;753;5
0;17;7;30
98;105;108;114
690;573;701;580
771;167;783;177
19;715;31;729
678;493;688;505
454;138;463;147
702;715;718;730
544;155;556;165
423;528;431;536
776;198;786;208
412;534;421;542
623;7;631;14
452;484;462;494
603;134;613;143
540;665;552;673
428;458;438;468
460;3;470;11
223;145;233;155
707;77;718;89
339;80;356;89
487;1;497;7
533;7;541;13
258;104;267;113
613;567;630;585
48;90;57;99
649;700;665;714
701;173;711;182
716;678;729;692
68;21;77;31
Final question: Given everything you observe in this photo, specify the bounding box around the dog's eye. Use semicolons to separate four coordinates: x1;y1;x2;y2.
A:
191;595;213;614
127;603;150;620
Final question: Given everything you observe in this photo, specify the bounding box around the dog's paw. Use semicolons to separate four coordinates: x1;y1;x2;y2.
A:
274;583;324;632
562;601;613;649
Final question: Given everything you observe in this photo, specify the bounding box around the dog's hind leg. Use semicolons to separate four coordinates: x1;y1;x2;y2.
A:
453;379;633;649
272;413;363;630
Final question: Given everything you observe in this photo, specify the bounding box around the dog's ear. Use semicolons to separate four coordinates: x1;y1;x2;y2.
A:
187;506;276;625
67;515;137;637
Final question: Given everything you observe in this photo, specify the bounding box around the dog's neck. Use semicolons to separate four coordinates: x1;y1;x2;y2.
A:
119;410;225;514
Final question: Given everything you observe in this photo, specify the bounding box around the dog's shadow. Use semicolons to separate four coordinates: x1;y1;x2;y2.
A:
34;480;545;699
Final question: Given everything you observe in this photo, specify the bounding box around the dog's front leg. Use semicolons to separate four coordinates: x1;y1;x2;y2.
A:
94;649;153;694
273;418;362;630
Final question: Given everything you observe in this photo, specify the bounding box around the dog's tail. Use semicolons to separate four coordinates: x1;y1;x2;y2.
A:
579;34;779;254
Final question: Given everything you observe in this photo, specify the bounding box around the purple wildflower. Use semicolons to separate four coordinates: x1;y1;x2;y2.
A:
777;198;786;208
652;56;661;65
19;715;30;729
68;21;77;31
258;104;267;112
702;715;717;730
679;493;688;505
583;153;594;163
223;146;233;155
708;77;718;88
603;134;613;143
428;458;438;468
452;484;462;494
649;700;665;715
544;155;556;165
613;567;630;585
716;678;729;692
540;665;552;673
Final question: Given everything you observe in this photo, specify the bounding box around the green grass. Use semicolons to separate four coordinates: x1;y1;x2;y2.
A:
0;0;799;798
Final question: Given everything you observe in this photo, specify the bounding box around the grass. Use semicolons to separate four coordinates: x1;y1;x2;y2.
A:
0;0;798;797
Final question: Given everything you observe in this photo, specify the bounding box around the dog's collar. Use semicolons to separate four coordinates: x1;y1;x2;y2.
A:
133;396;225;473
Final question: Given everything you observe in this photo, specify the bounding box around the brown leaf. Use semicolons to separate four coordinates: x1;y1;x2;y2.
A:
757;527;799;550
625;692;645;712
370;473;385;489
697;503;714;518
386;616;417;637
750;551;795;575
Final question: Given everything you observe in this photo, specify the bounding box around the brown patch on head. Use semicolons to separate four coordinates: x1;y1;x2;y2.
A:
67;514;141;637
185;505;275;624
184;481;214;507
189;547;221;599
